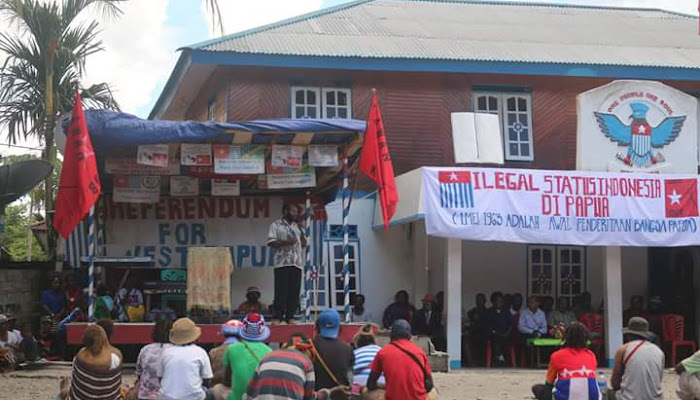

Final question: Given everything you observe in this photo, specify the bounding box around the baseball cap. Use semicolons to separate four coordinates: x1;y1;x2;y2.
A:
318;309;341;339
391;319;412;339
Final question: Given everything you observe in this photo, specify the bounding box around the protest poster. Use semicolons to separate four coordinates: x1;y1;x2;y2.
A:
137;144;169;167
211;179;241;196
170;176;199;196
272;145;305;168
106;156;180;175
308;145;339;167
113;175;160;203
213;145;265;174
181;143;212;166
267;164;316;189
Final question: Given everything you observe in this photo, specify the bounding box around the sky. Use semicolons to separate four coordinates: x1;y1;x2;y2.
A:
0;0;697;157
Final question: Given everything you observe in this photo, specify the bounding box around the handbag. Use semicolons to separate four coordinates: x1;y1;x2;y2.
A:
388;342;434;393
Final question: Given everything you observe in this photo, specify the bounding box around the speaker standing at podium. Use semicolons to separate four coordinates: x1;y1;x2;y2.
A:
266;204;306;323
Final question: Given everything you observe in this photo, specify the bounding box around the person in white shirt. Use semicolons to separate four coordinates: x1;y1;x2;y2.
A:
350;294;374;323
158;318;214;400
266;204;306;323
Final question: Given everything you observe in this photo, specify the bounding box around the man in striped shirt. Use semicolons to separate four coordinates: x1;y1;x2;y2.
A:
244;334;349;400
352;325;384;388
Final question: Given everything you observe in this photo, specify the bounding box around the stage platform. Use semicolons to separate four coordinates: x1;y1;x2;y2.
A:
66;322;370;345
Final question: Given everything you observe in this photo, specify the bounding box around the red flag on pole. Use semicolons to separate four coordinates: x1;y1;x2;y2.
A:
359;92;398;231
53;88;101;239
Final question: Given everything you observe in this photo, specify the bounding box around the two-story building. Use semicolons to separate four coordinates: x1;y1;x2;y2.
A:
147;0;700;367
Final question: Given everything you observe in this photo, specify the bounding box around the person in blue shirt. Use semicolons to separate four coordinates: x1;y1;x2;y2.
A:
518;296;548;337
40;276;65;320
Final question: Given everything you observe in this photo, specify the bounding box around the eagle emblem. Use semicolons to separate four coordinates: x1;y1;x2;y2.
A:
594;102;686;168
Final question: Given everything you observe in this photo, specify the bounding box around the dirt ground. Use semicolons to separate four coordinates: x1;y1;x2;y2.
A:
0;366;682;400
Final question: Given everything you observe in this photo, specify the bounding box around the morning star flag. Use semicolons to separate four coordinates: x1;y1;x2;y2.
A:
359;92;398;230
53;89;101;239
439;171;474;208
423;167;700;247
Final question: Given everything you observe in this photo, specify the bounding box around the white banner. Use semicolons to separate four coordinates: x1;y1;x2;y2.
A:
211;179;240;196
272;145;304;168
213;145;265;174
308;145;339;167
170;176;199;196
113;176;161;204
181;143;212;166
422;167;700;247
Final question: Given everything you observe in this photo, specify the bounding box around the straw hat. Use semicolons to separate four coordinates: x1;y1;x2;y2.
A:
170;318;202;345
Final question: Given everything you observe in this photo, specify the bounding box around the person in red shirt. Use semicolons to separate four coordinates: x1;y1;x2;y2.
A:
367;319;434;400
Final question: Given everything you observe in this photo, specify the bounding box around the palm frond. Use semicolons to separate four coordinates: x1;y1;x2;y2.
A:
203;0;225;36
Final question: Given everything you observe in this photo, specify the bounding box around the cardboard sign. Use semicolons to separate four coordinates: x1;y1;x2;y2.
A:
211;179;241;196
213;145;265;174
113;175;160;203
272;145;304;168
170;176;199;196
181;143;212;166
308;145;339;167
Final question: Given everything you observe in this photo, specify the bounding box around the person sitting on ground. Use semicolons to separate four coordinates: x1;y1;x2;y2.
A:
209;320;243;387
94;285;115;320
235;287;267;314
157;317;214;400
609;317;664;400
312;309;354;390
66;325;123;400
216;313;272;400
243;333;350;400
350;294;374;323
675;347;700;400
96;318;123;362
352;324;384;390
518;296;548;338
548;297;577;329
531;322;600;400
382;290;416;329
135;319;172;400
623;296;648;326
413;294;442;338
19;321;39;363
485;292;513;366
0;314;21;371
510;293;524;316
367;319;435;400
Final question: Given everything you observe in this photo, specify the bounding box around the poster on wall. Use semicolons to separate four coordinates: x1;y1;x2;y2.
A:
211;179;240;196
113;175;160;203
170;176;199;196
137;144;169;167
267;165;316;189
213;145;265;174
106;156;180;175
577;80;698;174
308;145;339;167
181;143;212;166
423;167;700;247
272;145;304;168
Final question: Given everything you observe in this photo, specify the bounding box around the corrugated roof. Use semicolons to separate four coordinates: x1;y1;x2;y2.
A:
190;0;700;69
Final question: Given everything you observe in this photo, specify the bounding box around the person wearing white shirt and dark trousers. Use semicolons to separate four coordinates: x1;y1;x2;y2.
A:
518;296;548;338
266;204;306;324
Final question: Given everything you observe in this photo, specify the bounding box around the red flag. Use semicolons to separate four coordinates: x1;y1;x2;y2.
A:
359;92;398;230
664;179;698;218
53;88;101;239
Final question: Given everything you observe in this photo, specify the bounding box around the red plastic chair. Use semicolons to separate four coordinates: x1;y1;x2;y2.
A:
485;340;517;368
579;313;604;359
662;314;697;366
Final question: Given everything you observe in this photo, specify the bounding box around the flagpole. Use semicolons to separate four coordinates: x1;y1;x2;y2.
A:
304;191;312;322
342;147;351;323
87;205;95;322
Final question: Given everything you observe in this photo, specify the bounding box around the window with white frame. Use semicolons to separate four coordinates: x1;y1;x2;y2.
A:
206;98;216;122
527;245;585;303
328;242;359;309
473;91;534;161
292;86;351;119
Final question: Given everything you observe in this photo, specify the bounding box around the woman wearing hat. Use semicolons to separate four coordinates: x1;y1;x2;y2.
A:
158;318;214;400
220;313;272;400
609;317;664;400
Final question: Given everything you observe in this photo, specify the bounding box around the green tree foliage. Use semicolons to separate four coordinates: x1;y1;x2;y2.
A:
2;202;47;261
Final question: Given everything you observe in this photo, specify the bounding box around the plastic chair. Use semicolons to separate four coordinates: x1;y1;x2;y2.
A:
662;314;697;366
579;313;604;360
485;340;517;368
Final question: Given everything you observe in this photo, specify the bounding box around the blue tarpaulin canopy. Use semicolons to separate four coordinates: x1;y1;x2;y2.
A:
75;110;366;153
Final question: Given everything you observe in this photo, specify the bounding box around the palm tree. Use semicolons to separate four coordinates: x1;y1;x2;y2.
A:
203;0;225;36
0;0;123;260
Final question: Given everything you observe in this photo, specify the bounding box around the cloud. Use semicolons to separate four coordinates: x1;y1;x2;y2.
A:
203;0;324;37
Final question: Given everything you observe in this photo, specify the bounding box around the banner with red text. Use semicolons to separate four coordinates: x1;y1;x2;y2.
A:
422;167;700;247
